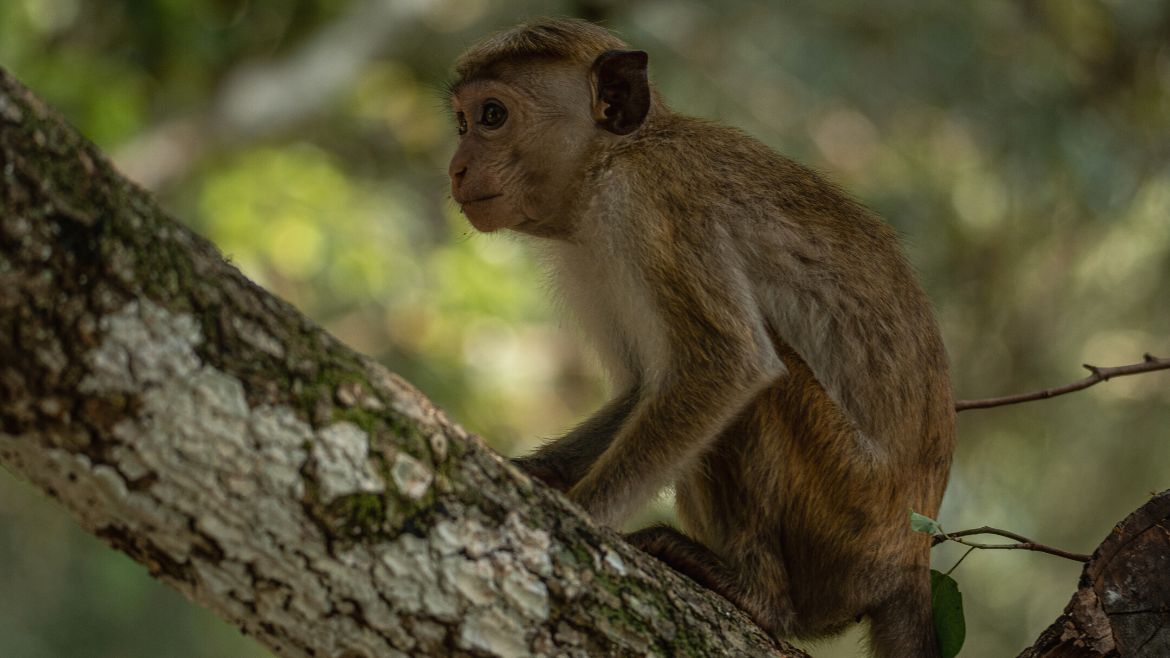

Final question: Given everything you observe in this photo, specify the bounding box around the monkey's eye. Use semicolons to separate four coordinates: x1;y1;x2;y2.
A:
456;112;468;136
480;100;508;129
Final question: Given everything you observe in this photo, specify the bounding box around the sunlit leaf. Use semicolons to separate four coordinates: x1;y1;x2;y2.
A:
910;510;943;535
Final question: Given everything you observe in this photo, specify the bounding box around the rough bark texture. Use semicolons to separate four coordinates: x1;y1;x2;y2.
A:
0;68;802;657
1019;490;1170;658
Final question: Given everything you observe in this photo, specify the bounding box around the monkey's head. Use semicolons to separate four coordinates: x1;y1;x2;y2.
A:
447;19;652;237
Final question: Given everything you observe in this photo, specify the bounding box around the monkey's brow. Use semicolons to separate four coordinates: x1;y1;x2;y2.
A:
445;74;499;100
444;78;467;100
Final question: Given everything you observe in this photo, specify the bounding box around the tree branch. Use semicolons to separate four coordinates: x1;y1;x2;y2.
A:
1018;491;1170;657
0;68;796;657
955;354;1170;412
933;526;1091;563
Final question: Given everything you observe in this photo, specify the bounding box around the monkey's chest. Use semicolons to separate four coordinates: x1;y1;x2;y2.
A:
547;244;670;385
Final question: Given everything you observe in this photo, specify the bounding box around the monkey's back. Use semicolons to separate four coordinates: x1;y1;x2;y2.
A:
613;115;954;456
619;113;956;636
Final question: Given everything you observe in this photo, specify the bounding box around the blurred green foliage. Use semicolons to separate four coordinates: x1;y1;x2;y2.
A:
1;1;1168;656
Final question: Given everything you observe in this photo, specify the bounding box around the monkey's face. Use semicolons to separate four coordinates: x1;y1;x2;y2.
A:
447;53;650;239
448;64;598;237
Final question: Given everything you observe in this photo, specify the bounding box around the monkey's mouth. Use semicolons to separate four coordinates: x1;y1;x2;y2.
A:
459;193;503;205
459;194;516;232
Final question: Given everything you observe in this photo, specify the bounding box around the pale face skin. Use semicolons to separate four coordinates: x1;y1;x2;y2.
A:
447;63;599;239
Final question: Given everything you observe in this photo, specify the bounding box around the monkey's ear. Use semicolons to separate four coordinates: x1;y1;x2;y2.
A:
592;50;650;135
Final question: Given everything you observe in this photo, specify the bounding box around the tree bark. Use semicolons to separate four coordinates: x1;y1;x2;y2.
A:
0;68;797;657
1018;490;1170;658
2;67;1167;658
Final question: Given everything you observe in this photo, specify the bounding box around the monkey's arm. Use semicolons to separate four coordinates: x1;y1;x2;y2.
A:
513;386;640;492
570;368;770;526
567;228;784;526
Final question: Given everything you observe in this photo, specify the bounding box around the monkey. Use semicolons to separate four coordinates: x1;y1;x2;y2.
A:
446;18;955;658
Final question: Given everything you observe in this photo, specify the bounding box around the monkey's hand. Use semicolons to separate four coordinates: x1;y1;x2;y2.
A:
511;456;573;493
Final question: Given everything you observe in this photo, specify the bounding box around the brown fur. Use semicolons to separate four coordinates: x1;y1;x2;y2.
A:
448;18;955;658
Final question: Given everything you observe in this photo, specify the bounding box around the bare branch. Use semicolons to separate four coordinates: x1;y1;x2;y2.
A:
933;526;1091;563
955;354;1170;412
943;545;976;576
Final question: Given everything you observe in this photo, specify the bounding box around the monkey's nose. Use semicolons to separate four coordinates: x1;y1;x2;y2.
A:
450;166;467;187
448;151;469;182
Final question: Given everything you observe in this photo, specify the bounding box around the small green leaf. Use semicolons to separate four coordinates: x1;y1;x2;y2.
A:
910;510;943;535
931;569;966;658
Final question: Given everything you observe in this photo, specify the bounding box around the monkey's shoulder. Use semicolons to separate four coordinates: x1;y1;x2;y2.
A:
606;115;883;233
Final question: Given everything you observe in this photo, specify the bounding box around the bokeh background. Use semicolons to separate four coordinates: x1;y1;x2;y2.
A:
2;1;1168;656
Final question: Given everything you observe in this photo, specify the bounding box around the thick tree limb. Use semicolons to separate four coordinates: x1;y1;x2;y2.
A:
1019;490;1170;657
0;69;795;657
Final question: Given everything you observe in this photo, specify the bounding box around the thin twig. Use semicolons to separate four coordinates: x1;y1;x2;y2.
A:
932;526;1091;562
956;353;1170;412
945;545;977;576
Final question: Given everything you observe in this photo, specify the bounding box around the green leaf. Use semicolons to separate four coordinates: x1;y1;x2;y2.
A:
909;510;944;535
931;569;966;658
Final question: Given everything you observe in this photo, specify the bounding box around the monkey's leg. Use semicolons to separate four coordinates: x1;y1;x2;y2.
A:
512;387;640;492
625;524;785;636
867;582;939;658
